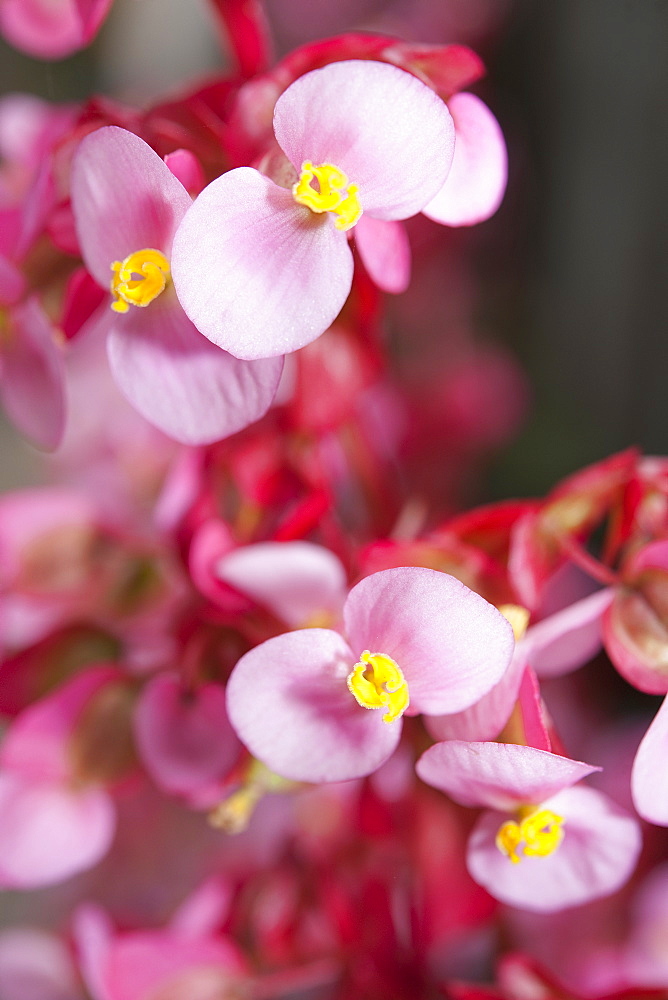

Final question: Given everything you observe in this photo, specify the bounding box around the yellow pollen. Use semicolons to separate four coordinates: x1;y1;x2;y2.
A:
495;807;565;864
347;650;409;724
293;161;362;232
110;248;170;313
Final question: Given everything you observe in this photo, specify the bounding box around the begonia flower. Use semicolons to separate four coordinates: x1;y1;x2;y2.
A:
226;567;514;783
417;741;642;912
171;59;455;360
70;126;283;444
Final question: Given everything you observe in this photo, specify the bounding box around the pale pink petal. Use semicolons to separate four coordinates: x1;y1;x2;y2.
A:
71;127;191;288
0;773;115;888
423;92;507;227
215;541;346;627
164;149;205;195
0;928;82;1000
416;741;599;811
226;629;401;783
0;298;65;450
526;588;614;679
425;643;528;743
106;298;283;444
468;785;642;912
0;0;113;58
171;167;353;360
273;60;455;219
631;695;668;826
353;216;411;294
134;674;239;796
343;568;515;715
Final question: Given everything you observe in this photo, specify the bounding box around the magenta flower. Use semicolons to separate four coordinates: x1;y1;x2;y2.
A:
171;59;455;360
226;567;514;783
417;741;642;912
70;126;283;445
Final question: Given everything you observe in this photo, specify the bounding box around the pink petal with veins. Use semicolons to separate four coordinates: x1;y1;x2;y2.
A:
172;167;353;360
106;298;283;445
416;741;599;811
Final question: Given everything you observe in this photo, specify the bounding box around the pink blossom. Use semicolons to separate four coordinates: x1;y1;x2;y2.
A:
70;126;283;444
171;59;455;360
417;741;642;912
0;0;114;60
226;567;514;782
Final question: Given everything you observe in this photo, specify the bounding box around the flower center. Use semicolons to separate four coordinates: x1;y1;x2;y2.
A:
495;806;565;864
292;161;362;232
110;248;170;313
347;650;409;723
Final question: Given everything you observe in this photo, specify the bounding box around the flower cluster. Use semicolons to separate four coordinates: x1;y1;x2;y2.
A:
0;3;664;999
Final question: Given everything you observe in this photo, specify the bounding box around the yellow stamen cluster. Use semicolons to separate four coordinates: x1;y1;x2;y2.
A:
347;650;409;724
110;248;170;313
293;161;362;231
495;806;565;864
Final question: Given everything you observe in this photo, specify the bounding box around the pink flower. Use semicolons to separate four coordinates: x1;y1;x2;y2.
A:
171;59;455;360
70;126;283;445
417;741;642;912
0;0;114;60
226;567;514;783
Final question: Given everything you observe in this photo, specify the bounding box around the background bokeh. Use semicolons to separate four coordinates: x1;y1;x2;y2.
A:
1;0;666;498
